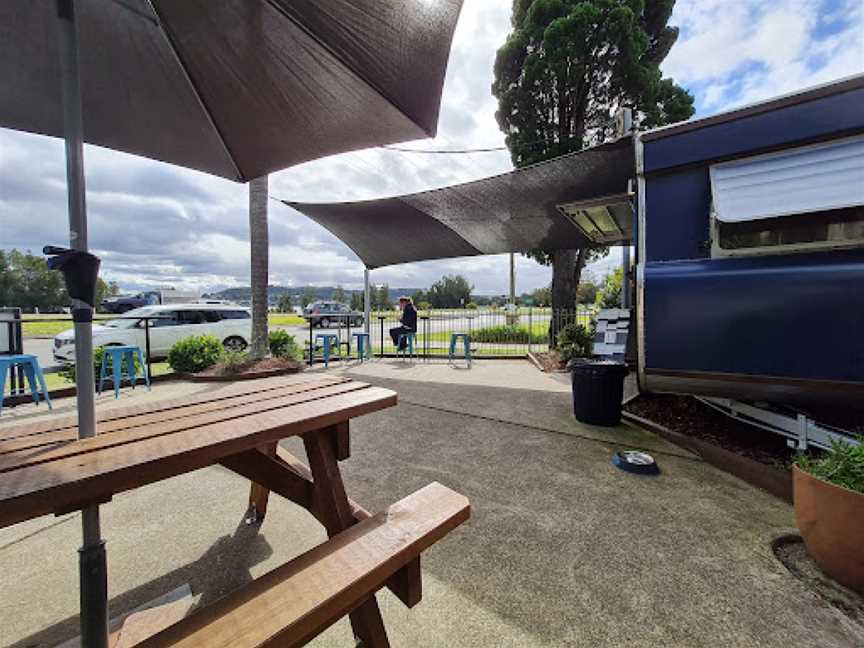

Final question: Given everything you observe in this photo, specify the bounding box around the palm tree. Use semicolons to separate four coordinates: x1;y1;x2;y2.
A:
248;175;269;359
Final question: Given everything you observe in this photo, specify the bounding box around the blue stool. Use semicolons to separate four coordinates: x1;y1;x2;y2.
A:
315;333;341;368
396;332;417;360
351;332;371;362
448;333;472;367
0;354;52;416
99;345;150;399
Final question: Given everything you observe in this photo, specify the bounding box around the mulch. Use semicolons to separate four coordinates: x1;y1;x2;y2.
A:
624;393;799;468
193;357;304;380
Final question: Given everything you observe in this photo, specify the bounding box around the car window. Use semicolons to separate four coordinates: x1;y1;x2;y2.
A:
150;311;180;327
221;310;251;319
177;310;206;325
203;310;222;323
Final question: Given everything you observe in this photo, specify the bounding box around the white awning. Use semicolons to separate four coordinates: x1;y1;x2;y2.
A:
710;135;864;223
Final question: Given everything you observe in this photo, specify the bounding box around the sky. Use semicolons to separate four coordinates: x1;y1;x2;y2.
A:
1;0;862;296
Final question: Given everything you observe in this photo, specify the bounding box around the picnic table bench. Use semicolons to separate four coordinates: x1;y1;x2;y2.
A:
0;374;470;647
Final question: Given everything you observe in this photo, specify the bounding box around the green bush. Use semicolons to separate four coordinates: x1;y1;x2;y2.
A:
466;302;478;310
417;301;431;311
268;329;301;360
167;335;224;373
59;345;142;385
556;322;594;362
472;325;547;344
797;436;864;494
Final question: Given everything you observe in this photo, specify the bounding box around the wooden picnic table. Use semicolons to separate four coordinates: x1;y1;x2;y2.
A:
0;373;470;647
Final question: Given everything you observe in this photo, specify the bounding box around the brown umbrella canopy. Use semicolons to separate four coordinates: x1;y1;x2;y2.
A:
0;0;464;181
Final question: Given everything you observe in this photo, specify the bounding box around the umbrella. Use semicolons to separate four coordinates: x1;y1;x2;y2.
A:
0;1;463;645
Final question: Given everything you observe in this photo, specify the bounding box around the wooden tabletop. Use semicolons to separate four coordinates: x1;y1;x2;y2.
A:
0;374;397;530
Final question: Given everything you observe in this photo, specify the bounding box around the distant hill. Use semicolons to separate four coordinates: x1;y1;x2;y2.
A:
203;285;423;305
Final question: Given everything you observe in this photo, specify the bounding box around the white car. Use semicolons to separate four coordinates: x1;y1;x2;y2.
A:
53;303;252;363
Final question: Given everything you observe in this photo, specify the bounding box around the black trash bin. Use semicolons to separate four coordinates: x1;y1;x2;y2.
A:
569;359;628;426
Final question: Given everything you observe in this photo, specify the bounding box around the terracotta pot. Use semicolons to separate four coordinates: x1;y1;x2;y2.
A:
793;465;864;593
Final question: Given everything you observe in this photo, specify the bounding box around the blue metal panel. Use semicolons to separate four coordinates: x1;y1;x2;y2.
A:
644;167;710;262
644;87;864;173
644;250;864;382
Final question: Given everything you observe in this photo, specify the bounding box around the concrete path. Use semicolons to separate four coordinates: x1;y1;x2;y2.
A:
1;370;861;647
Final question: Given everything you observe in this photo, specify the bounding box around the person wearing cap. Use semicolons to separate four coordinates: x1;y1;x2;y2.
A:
390;296;417;350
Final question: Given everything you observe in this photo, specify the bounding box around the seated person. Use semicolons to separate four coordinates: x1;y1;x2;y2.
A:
389;296;417;350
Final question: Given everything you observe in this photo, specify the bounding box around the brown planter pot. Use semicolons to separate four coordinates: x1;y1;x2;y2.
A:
793;464;864;593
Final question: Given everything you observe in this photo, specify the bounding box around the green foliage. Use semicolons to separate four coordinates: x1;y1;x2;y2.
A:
797;437;864;494
268;329;302;360
556;322;594;362
167;335;224;373
466;302;478;310
576;280;598;304
596;267;623;308
277;293;293;312
427;274;473;308
299;287;316;309
1;249;69;311
332;285;346;304
372;284;391;310
350;291;364;311
59;345;141;385
417;301;431;311
472;325;548;344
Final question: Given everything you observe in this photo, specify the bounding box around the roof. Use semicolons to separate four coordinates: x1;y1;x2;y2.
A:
284;137;635;268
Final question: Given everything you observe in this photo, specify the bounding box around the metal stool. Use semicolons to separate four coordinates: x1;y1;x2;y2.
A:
351;332;371;362
396;332;417;361
0;354;52;416
98;345;150;399
315;333;341;367
448;333;472;367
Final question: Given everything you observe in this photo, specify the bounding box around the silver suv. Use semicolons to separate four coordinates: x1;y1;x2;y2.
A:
302;302;363;328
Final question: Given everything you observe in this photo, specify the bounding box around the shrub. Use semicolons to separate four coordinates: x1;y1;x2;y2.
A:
556;322;594;362
797;436;864;494
417;301;431;311
59;345;143;385
466;302;478;310
472;325;547;344
167;335;224;373
269;329;301;360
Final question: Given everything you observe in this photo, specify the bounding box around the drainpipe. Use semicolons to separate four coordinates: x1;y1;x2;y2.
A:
363;267;371;334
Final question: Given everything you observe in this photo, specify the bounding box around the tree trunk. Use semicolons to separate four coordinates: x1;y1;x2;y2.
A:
249;175;269;359
548;247;589;347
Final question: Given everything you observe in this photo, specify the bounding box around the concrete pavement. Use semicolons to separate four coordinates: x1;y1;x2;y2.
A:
1;367;861;647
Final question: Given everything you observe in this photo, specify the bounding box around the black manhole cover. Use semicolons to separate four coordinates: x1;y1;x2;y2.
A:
772;534;864;627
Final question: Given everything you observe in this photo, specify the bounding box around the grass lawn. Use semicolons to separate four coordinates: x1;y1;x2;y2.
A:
268;313;306;326
4;361;174;396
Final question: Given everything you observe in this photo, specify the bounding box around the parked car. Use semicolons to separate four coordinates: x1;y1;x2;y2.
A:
53;303;251;363
100;293;155;313
302;301;363;327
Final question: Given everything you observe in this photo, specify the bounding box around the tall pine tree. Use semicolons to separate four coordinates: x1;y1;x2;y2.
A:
493;0;693;336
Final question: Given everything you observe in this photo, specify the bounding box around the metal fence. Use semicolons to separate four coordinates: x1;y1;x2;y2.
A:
306;307;595;361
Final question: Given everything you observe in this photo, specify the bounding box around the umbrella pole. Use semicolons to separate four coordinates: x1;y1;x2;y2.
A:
58;2;109;647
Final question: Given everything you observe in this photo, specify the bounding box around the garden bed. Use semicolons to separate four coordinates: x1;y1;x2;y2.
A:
527;350;567;373
184;357;303;382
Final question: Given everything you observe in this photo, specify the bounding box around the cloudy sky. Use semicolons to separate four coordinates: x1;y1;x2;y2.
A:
1;0;862;295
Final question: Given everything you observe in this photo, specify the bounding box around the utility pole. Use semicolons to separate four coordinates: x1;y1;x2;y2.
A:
509;253;516;305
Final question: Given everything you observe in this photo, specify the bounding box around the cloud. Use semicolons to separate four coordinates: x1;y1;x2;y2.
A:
2;0;861;296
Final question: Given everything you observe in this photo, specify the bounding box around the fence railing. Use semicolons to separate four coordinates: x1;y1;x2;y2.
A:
305;307;595;362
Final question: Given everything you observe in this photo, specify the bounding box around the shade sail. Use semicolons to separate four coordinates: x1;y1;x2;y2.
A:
285;137;635;268
0;0;463;182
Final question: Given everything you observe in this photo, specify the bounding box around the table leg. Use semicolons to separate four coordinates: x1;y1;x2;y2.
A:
304;431;390;648
247;442;278;523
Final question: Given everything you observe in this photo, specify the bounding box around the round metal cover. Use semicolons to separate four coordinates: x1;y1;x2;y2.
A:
613;451;659;475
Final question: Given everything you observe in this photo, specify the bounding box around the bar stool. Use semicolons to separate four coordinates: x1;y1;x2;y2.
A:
351;332;371;362
315;333;341;368
0;354;52;416
98;345;150;399
396;332;417;361
448;333;472;368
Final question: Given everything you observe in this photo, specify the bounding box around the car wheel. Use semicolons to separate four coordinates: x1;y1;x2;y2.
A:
320;318;330;328
223;336;247;353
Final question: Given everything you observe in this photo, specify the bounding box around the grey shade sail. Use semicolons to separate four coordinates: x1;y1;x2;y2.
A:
285;137;635;268
0;0;463;182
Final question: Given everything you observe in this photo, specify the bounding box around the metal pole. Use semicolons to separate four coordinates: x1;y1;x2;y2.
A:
622;245;632;309
58;2;108;646
363;268;371;335
509;253;515;306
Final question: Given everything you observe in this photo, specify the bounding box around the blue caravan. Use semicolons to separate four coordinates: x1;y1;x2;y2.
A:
635;76;864;412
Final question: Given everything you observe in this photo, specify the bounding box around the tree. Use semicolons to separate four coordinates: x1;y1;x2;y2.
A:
427;274;472;308
249;175;270;359
278;293;293;313
596;267;623;308
576;280;598;304
333;285;346;304
1;249;68;311
300;287;316;309
530;284;552;306
349;291;363;311
95;279;120;309
493;0;694;337
374;284;391;310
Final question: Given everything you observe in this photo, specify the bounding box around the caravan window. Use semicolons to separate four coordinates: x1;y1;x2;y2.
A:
710;136;864;256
